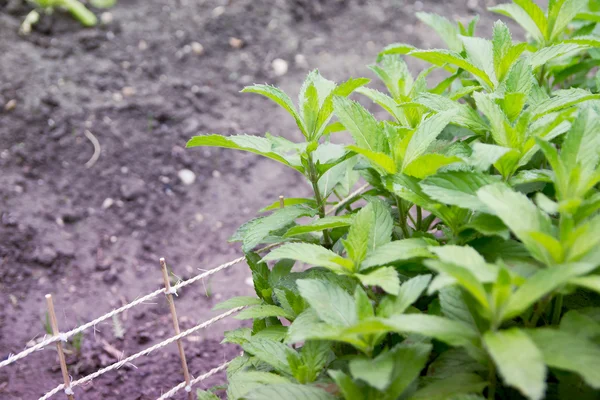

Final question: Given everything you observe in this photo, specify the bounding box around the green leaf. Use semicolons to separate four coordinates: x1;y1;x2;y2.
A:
356;266;401;295
465;213;510;240
329;370;365;400
361;238;433;269
430;245;498;282
333;96;386;152
403;153;461;179
477;183;552;242
213;296;263;310
461;36;497;86
416;12;463;52
468;143;511;171
570;275;600;294
244;384;336;400
490;1;547;43
530;89;600;120
393;274;433;315
347;145;397;174
196;389;220;400
408;49;495;89
286;308;341;344
439;286;481;331
262;243;352;273
561;107;600;168
547;0;588;41
297;279;357;327
528;328;600;389
246;253;272;303
425;260;490;310
502;263;598;320
253;326;289;342
235;305;294;320
356;87;404;121
427;348;486;379
378;43;417;59
402;111;456;171
240;206;316;252
421;171;496;212
529;43;590;69
283;215;353;237
560;309;600;340
222;328;252;345
473;92;518;148
241;338;296;375
343;200;393;265
377;314;480;347
409;373;488;400
414;93;488;132
260;198;316;212
299;341;332;382
187;134;303;172
241;85;307;137
90;0;116;8
484;328;546;400
369;54;413;99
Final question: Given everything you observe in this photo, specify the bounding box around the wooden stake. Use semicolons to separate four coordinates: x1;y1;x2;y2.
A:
279;195;285;209
45;294;74;400
160;258;193;400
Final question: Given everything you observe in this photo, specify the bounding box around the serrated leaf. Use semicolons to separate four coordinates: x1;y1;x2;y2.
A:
465;213;510;239
484;328;546;400
241;85;307;137
241;206;316;252
213;296;263;310
235;305;294;320
356;266;401;295
439;287;480;332
329;370;364;400
502;263;598;320
344;200;393;265
477;183;552;241
468;142;511;171
369;54;413;99
356;87;404;121
378;43;417;60
284;215;353;237
529;44;590;69
569;275;600;294
403;153;461;179
461;36;497;86
473;92;518;148
490;2;547;43
408;49;494;89
196;389;220;400
561;107;600;168
241;338;296;375
187;134;303;172
260;197;316;212
253;326;288;342
430;245;498;282
402;111;456;170
560;309;600;340
421;171;496;212
425;260;490;310
361;238;433;269
414;93;488;132
297;279;357;327
244;384;336;400
409;373;488;400
530;88;600;120
333;96;386;152
547;0;588;41
222;327;252;345
528;328;600;389
417;12;463;52
393;274;433;315
427;348;486;379
347;145;397;174
262;243;352;273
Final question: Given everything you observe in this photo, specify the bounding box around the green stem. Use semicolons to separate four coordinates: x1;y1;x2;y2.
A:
528;296;552;328
551;294;564;326
395;196;410;238
538;64;547;88
487;358;497;400
416;206;422;231
307;154;332;248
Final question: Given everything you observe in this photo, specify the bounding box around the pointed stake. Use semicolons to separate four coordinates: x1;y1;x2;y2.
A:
45;294;74;400
160;258;193;400
279;195;285;209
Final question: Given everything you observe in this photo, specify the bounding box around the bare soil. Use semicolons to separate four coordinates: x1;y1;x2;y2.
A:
0;0;500;398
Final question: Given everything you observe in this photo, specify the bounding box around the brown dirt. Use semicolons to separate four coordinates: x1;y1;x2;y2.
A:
0;0;502;398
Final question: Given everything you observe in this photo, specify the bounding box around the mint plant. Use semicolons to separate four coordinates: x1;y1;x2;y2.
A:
188;1;600;399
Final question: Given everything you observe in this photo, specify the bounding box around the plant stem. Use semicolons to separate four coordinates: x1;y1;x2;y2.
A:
395;196;410;238
551;294;564;326
416;206;422;231
487;358;497;400
528;296;552;327
307;154;332;248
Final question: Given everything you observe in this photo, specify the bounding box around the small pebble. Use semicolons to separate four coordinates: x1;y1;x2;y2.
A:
178;169;196;185
212;6;225;17
110;235;118;243
4;99;16;111
467;0;478;10
102;198;114;209
229;37;244;49
122;86;136;97
272;58;288;76
138;40;148;51
191;41;204;55
100;12;113;24
212;170;221;178
214;221;223;229
244;277;253;286
112;92;123;102
294;54;308;68
194;213;204;222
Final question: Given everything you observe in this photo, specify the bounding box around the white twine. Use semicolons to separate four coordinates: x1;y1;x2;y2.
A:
0;256;245;369
64;387;74;396
38;307;244;400
166;287;178;296
184;385;192;393
156;359;232;399
58;333;68;343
